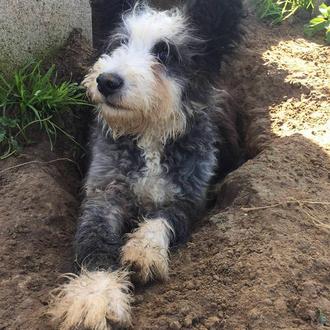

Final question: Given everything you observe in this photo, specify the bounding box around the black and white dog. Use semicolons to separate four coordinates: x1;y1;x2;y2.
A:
50;0;243;328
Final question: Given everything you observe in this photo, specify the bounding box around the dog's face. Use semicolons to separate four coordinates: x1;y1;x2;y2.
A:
83;6;196;140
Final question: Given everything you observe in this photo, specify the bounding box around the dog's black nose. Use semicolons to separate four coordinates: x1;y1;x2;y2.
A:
97;73;124;96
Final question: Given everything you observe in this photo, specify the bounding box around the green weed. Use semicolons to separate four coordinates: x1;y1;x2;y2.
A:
304;3;330;43
0;61;89;159
254;0;315;24
254;0;284;24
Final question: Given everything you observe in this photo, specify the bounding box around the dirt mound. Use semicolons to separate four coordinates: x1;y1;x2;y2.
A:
0;30;90;330
0;9;329;330
133;135;330;330
0;143;78;329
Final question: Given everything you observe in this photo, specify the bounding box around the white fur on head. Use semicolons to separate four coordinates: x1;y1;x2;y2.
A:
82;6;189;143
121;217;174;283
48;270;132;330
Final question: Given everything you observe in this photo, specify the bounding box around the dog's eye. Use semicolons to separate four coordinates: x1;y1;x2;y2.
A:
120;36;129;45
152;41;178;65
158;50;168;63
152;41;169;63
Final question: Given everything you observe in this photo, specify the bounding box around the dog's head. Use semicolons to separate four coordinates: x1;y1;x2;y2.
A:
83;5;194;140
83;1;242;141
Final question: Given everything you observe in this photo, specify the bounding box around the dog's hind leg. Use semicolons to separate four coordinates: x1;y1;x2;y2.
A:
48;181;137;330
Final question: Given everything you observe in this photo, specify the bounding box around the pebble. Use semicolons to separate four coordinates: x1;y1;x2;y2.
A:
185;281;195;289
183;315;193;327
169;320;181;330
213;275;220;281
204;316;220;329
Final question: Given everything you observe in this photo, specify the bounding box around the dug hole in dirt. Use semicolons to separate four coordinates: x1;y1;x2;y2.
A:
0;6;329;330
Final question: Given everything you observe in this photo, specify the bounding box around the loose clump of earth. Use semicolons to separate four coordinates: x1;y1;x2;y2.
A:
0;8;329;330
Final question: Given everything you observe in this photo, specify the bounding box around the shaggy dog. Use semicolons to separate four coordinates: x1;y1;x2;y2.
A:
49;0;243;328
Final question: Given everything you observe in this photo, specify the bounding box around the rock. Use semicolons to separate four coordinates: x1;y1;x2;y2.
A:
203;316;221;329
169;320;182;330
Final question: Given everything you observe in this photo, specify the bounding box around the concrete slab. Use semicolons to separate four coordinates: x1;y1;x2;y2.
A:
0;0;92;74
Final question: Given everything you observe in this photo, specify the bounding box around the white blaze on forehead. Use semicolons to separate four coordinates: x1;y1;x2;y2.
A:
123;8;187;48
99;8;186;74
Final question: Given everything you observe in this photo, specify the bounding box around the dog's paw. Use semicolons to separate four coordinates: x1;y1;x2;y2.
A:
48;270;132;330
121;218;172;284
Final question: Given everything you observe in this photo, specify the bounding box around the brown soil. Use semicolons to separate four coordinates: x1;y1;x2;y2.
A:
0;9;329;330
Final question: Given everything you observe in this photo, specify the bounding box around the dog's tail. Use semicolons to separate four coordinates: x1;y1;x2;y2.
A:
184;0;243;82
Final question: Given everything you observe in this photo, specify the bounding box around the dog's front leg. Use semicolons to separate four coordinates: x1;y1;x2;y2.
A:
121;201;196;284
74;180;137;271
48;180;137;330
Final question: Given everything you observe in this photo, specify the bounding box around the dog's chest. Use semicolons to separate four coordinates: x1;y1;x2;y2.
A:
132;141;180;207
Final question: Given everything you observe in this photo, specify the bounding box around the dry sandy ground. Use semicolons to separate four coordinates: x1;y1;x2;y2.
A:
0;9;329;330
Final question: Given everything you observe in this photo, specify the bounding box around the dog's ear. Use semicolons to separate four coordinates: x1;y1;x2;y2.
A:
184;0;243;81
91;0;137;49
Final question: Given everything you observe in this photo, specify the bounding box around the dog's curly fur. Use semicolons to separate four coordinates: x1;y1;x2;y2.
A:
49;0;243;328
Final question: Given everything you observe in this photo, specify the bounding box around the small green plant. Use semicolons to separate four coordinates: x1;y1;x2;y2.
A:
316;308;328;325
304;3;330;43
254;0;315;24
0;61;89;159
254;0;284;24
